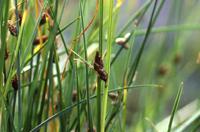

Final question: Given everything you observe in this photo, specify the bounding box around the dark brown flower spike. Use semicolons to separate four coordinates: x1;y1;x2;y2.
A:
12;74;18;91
94;51;108;82
40;13;47;26
7;22;18;36
33;35;48;45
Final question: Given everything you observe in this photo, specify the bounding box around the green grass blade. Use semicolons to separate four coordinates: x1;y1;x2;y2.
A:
167;82;184;132
97;0;104;131
101;0;115;131
0;0;9;94
128;0;159;85
80;1;93;131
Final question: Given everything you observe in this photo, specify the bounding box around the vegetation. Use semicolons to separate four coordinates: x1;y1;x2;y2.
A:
0;0;200;131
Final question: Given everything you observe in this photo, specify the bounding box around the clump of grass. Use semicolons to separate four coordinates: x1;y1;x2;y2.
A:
0;0;200;132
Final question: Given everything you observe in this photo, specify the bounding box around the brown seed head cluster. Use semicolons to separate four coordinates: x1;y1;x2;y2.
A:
7;11;49;44
40;13;47;26
93;51;108;82
12;74;19;91
7;22;18;36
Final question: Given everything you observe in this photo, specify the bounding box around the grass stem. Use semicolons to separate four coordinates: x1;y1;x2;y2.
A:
80;1;93;131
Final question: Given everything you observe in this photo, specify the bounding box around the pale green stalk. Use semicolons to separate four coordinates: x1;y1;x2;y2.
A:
101;0;114;131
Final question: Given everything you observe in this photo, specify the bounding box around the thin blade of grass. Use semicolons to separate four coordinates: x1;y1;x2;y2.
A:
167;82;184;132
0;0;9;93
128;0;159;85
80;1;93;131
13;0;22;130
97;0;103;131
101;0;114;131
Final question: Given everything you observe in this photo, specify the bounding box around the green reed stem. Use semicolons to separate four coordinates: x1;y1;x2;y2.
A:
80;1;93;131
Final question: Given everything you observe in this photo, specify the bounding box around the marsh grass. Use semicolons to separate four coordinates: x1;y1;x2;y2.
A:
0;0;200;132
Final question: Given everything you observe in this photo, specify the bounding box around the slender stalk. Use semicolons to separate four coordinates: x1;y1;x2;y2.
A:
128;0;159;85
80;1;93;131
97;0;103;131
37;56;48;125
44;48;54;132
122;72;129;131
16;41;22;132
101;0;114;131
98;0;103;59
152;0;165;25
74;9;81;132
75;64;81;132
13;0;23;131
0;0;9;89
167;82;184;132
0;8;11;128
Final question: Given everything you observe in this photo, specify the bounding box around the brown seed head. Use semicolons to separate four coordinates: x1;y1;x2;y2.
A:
98;70;108;82
158;65;168;76
94;51;108;82
40;13;47;26
7;22;18;36
12;75;18;91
